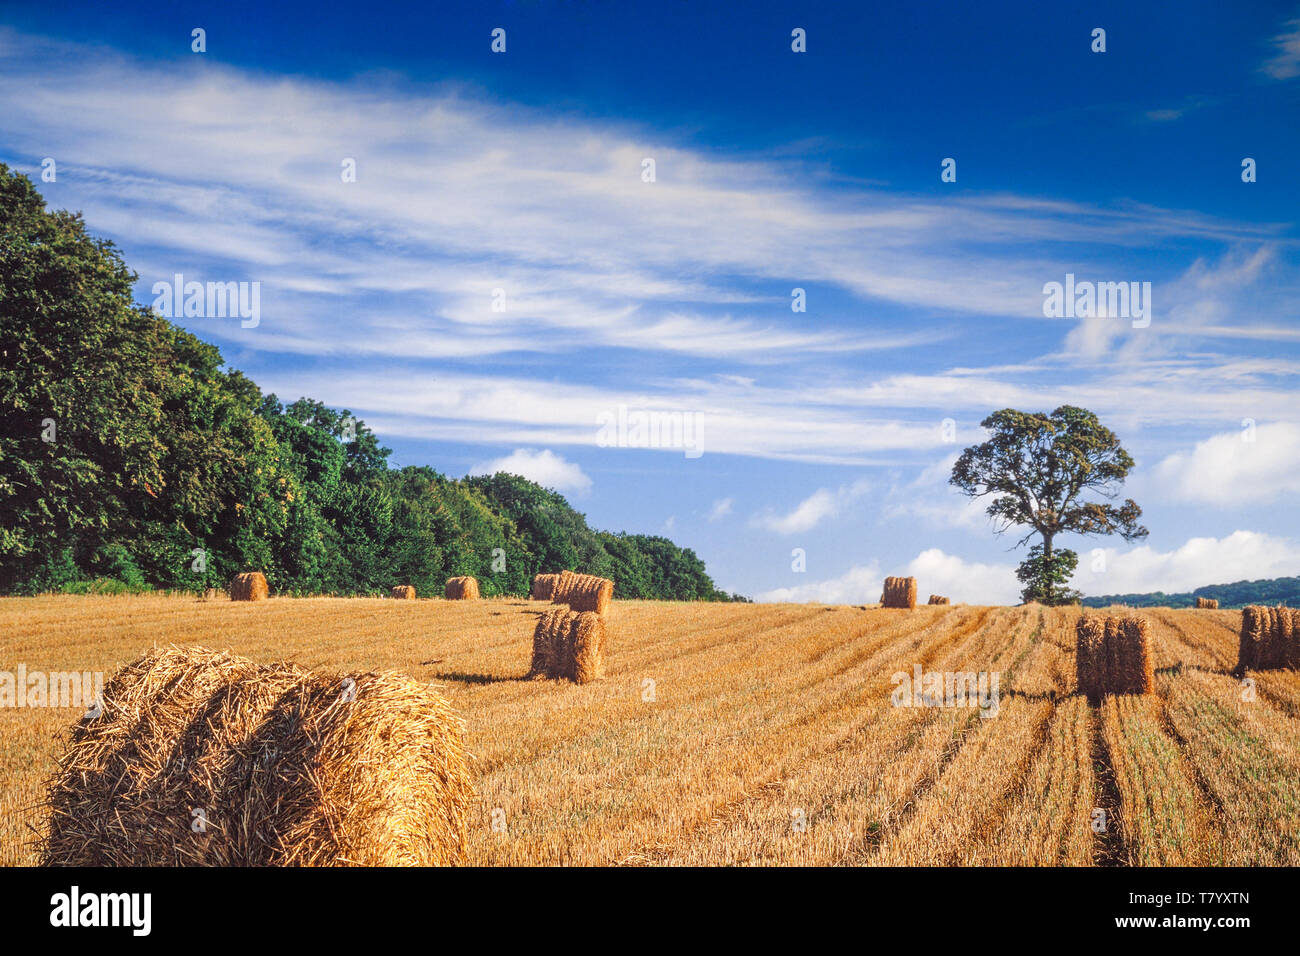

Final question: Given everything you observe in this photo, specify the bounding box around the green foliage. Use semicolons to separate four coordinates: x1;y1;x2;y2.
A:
1015;545;1081;605
60;577;151;596
0;163;288;593
1082;575;1300;610
951;405;1147;606
0;166;736;601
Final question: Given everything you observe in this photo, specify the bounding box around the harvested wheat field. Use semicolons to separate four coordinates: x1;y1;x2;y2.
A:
2;595;1298;866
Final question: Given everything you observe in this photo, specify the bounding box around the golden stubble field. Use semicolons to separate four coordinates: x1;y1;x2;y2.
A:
3;594;1298;866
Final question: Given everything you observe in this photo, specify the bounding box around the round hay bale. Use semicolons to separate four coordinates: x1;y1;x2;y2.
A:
444;576;480;600
571;612;607;684
881;576;917;609
1284;607;1300;670
529;607;563;677
1194;596;1218;609
1235;606;1266;677
1075;615;1105;703
1103;617;1123;696
390;585;416;600
567;575;614;616
1119;618;1154;695
550;570;578;605
927;594;950;605
229;572;268;602
41;646;473;867
530;573;559;601
550;608;577;679
529;608;605;683
1264;605;1295;669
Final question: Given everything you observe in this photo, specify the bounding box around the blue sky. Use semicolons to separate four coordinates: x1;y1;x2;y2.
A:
4;1;1299;601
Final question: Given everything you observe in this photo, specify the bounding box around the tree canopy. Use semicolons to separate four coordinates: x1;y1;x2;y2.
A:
0;165;743;601
950;406;1148;604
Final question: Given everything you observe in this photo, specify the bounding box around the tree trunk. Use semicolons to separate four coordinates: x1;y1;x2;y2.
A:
1042;533;1054;605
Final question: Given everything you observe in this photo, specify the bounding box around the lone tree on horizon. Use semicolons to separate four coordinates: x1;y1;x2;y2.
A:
950;406;1148;605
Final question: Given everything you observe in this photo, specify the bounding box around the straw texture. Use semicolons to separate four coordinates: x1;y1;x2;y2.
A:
230;572;268;602
41;646;473;866
444;577;480;600
881;577;917;609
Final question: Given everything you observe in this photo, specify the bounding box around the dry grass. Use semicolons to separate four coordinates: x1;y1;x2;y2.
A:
1100;693;1211;865
3;595;1298;866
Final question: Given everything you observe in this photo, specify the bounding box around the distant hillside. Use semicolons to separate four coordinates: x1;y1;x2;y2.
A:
1082;575;1300;610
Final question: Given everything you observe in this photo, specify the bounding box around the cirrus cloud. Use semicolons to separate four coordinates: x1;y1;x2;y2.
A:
751;479;872;534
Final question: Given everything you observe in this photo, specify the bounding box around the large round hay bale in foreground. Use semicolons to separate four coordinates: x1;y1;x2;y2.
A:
391;585;416;600
444;576;480;600
229;572;268;601
41;646;473;867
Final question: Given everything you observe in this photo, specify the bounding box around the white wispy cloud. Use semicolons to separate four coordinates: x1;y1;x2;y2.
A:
906;548;1020;604
1261;15;1300;79
1153;422;1300;505
752;479;872;534
1;26;1295;473
755;561;882;603
1074;531;1300;595
0;27;1285;361
880;452;992;533
469;448;592;494
254;357;1300;466
755;530;1300;606
707;498;734;521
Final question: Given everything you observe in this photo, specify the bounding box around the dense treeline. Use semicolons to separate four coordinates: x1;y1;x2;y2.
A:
1082;576;1300;610
0;166;743;601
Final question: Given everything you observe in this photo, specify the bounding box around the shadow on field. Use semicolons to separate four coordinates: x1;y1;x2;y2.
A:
430;671;531;685
1157;661;1234;678
1001;688;1061;703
